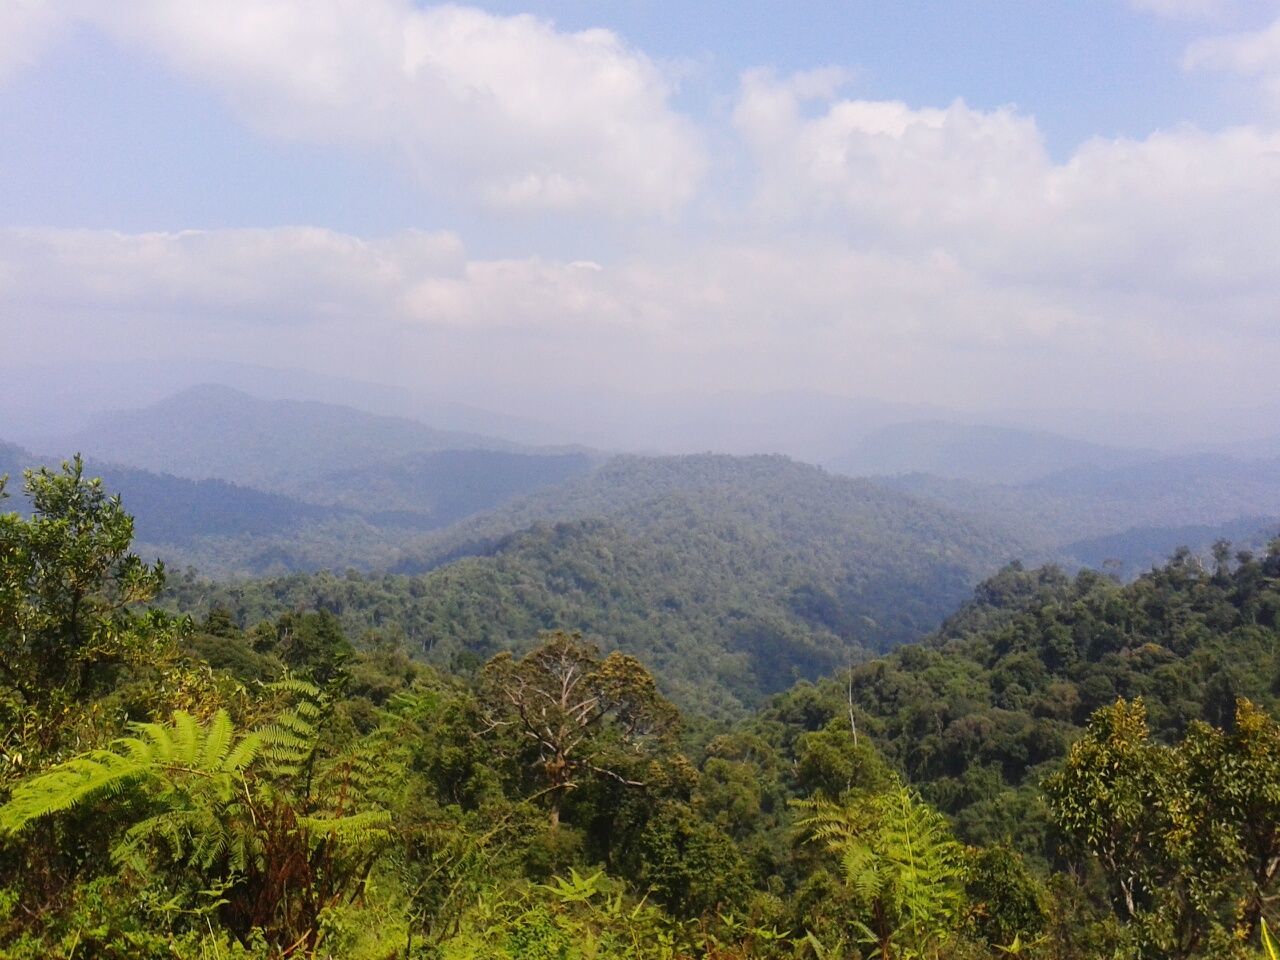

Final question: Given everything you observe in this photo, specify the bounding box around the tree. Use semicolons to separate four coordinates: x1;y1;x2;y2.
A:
0;457;166;711
1178;699;1280;941
479;632;677;827
1043;698;1171;925
1046;697;1280;958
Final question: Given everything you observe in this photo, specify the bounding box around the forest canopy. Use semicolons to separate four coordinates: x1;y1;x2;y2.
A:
3;461;1280;959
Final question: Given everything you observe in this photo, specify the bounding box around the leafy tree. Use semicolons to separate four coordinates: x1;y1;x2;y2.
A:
1045;697;1280;958
0;457;166;712
480;631;678;827
1043;698;1170;924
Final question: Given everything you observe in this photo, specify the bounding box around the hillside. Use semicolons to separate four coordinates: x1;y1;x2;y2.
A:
1060;515;1280;577
833;420;1152;484
289;447;592;518
0;439;419;573
19;456;1280;957
888;453;1280;560
0;440;334;540
759;542;1280;857
167;454;1024;715
43;385;597;511
0;441;596;576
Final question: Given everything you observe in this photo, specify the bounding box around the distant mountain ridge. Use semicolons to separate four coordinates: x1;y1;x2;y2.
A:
0;440;343;545
887;452;1280;574
0;430;597;577
834;420;1155;484
44;384;532;488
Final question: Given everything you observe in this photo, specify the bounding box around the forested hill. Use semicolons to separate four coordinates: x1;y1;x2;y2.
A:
0;440;341;543
759;541;1280;858
9;455;1280;958
888;453;1280;562
46;383;526;484
168;454;1025;715
392;452;1031;572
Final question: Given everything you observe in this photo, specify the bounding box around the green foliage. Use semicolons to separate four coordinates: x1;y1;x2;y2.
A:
795;782;965;958
479;631;679;826
170;454;1019;717
0;456;167;711
8;459;1280;959
1045;697;1280;958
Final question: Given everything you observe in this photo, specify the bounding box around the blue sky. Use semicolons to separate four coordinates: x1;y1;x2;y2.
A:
2;0;1280;432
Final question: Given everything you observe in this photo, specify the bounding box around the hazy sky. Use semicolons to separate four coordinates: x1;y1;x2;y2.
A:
3;0;1280;424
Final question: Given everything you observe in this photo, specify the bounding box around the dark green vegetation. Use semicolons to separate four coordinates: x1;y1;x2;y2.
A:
6;457;1280;958
165;454;1023;716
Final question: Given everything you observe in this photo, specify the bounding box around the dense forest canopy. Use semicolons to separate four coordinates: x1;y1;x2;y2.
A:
4;458;1280;958
162;454;1023;717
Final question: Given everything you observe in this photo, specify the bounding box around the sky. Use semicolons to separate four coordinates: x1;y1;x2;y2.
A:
3;0;1280;440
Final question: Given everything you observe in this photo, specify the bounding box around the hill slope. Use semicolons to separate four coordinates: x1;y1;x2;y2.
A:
888;453;1280;556
51;383;520;483
834;420;1153;484
0;440;372;560
759;543;1280;856
0;441;594;576
169;454;1025;715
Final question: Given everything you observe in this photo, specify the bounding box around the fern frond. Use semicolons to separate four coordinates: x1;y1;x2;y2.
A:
0;751;150;833
171;710;200;765
297;809;393;849
201;710;234;770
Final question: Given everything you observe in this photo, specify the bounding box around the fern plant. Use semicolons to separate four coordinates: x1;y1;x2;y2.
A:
795;782;964;959
0;680;394;952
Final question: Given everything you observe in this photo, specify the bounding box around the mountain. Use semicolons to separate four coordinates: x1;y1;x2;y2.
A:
0;440;595;578
887;453;1280;555
286;448;593;518
0;439;355;549
833;420;1154;484
489;388;946;462
168;453;1025;715
1060;516;1280;578
0;359;562;446
45;384;529;487
35;385;598;528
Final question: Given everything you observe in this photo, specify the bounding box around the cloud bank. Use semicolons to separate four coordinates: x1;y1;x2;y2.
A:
2;2;1279;420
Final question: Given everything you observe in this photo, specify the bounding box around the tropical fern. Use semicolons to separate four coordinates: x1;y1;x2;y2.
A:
795;782;964;958
0;709;259;835
255;677;324;777
0;680;397;950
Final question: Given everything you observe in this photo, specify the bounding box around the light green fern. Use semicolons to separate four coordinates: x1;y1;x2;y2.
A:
795;782;964;958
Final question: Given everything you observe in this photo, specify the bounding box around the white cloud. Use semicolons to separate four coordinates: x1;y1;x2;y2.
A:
1;226;463;325
733;71;1280;317
3;9;1280;417
1186;14;1280;106
77;1;705;217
